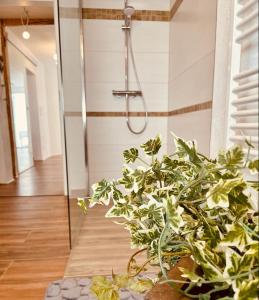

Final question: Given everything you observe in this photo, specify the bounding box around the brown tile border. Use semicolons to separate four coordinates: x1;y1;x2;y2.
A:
59;7;181;22
64;101;212;118
168;101;212;116
87;111;168;117
82;8;170;22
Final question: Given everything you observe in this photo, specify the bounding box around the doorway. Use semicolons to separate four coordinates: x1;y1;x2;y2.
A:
0;26;65;197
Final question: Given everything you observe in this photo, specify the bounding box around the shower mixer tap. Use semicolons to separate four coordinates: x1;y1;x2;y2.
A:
112;2;148;134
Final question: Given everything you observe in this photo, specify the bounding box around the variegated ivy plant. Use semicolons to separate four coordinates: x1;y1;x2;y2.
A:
78;135;259;300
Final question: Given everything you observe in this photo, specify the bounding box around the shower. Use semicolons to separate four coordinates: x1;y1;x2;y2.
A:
112;1;148;134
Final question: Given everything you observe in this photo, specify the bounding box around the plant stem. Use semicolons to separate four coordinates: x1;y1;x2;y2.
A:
158;222;171;280
127;248;147;275
137;157;150;166
239;221;259;239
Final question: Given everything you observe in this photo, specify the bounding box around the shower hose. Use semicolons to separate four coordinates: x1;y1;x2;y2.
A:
126;31;148;135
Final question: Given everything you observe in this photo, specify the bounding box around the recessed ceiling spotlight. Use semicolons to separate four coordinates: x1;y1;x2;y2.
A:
21;8;30;40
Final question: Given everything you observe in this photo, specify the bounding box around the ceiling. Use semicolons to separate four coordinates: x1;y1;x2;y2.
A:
0;0;53;19
10;25;56;62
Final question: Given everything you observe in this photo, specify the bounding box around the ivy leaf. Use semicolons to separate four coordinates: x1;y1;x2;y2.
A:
191;241;223;280
206;178;243;209
220;223;253;252
91;276;119;300
128;278;154;293
106;200;134;218
175;138;202;165
179;267;203;283
90;179;112;206
113;274;129;289
234;279;259;300
248;160;259;174
166;197;185;234
140;135;162;156
123;148;139;163
118;167;134;190
77;198;88;214
218;146;244;170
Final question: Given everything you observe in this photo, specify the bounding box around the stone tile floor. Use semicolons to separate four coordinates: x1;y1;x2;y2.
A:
45;277;146;300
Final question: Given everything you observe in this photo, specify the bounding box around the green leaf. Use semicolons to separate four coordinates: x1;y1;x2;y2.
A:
90;179;112;206
175;138;202;165
166;197;185;234
191;241;223;280
113;274;129;289
128;278;154;293
140;135;162;156
91;276;119;300
118;167;135;190
179;267;202;283
220;223;253;252
234;279;259;300
106;200;134;218
206;178;243;209
248;160;259;174
77;198;88;214
218;146;244;170
123;148;139;163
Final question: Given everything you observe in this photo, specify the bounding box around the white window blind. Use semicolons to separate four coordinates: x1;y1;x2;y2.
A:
227;0;259;158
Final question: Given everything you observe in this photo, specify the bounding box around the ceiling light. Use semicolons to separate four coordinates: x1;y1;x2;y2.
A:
22;30;30;40
21;8;30;40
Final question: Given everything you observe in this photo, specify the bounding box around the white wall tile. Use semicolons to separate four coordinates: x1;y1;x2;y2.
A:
86;51;168;84
84;20;169;53
87;117;168;145
169;0;217;79
86;82;168;112
60;19;81;52
168;109;212;156
169;52;215;110
82;0;170;11
65;117;88;190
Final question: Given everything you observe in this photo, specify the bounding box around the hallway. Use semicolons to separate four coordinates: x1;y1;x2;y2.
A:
0;195;70;300
0;156;64;197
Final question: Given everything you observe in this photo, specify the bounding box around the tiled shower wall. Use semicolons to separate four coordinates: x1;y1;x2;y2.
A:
60;0;217;187
84;1;171;185
168;0;217;155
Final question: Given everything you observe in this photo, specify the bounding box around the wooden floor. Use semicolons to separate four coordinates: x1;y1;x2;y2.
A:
0;196;70;300
65;205;146;278
0;156;64;197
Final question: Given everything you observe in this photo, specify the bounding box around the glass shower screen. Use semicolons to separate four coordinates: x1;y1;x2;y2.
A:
55;0;88;247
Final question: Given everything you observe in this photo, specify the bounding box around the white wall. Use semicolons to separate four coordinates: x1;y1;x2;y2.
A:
44;59;62;156
168;0;217;155
6;31;51;161
0;62;13;183
6;28;62;161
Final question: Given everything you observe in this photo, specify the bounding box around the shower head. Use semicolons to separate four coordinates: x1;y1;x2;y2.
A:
123;6;135;18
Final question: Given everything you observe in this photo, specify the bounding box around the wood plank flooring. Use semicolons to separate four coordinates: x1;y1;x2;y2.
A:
65;205;148;278
0;196;70;300
0;156;64;196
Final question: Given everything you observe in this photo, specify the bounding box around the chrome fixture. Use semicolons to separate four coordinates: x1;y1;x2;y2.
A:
112;1;148;135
